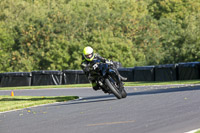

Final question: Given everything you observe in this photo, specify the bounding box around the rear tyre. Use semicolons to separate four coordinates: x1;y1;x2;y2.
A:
105;78;122;99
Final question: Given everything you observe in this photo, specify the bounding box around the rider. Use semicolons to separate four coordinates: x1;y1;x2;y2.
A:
81;46;127;91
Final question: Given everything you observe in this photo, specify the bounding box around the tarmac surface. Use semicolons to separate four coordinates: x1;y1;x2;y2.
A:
0;85;200;133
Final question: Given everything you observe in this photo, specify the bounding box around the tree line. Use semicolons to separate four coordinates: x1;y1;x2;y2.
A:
0;0;200;72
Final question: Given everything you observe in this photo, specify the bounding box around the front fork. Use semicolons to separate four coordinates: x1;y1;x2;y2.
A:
108;69;123;91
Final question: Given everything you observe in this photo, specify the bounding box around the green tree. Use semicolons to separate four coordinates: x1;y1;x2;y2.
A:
0;22;14;72
181;14;200;62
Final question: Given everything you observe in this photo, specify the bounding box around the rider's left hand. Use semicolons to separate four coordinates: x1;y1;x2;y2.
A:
105;60;113;65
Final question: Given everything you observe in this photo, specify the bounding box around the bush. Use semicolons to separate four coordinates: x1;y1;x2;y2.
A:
0;0;200;72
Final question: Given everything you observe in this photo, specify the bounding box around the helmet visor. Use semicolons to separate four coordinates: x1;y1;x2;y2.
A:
85;53;93;59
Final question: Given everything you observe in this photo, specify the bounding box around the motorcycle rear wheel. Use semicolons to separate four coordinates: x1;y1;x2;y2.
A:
105;78;122;99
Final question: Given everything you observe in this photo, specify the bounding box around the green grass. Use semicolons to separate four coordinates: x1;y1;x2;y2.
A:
0;84;92;90
124;80;200;86
0;95;78;112
0;80;200;90
195;130;200;133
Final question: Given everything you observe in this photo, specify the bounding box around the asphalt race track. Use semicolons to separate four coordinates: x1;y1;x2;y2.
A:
1;85;200;133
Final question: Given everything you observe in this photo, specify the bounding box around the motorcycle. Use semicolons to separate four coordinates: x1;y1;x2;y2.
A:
87;59;127;99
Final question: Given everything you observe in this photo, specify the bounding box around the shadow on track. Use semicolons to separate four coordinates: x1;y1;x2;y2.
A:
51;97;117;106
51;85;200;106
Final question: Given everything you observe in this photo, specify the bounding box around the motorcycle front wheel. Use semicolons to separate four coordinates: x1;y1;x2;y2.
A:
105;78;122;99
121;88;127;98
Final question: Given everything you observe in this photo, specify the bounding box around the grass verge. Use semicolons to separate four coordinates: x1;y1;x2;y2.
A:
0;95;78;112
125;80;200;86
0;84;92;90
195;130;200;133
0;80;200;90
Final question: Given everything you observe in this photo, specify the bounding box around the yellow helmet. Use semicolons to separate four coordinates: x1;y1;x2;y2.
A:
83;46;94;61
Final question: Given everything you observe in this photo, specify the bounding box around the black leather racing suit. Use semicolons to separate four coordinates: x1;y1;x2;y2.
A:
80;53;119;90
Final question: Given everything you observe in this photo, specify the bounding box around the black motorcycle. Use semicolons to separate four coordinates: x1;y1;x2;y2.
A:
87;59;127;99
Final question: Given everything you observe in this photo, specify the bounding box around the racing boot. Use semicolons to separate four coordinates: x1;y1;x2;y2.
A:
119;75;127;81
92;82;99;91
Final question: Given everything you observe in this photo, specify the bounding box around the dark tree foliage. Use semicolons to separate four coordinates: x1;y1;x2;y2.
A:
0;0;199;72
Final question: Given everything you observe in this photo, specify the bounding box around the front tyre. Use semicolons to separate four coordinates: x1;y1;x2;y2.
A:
105;78;122;99
121;88;127;98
